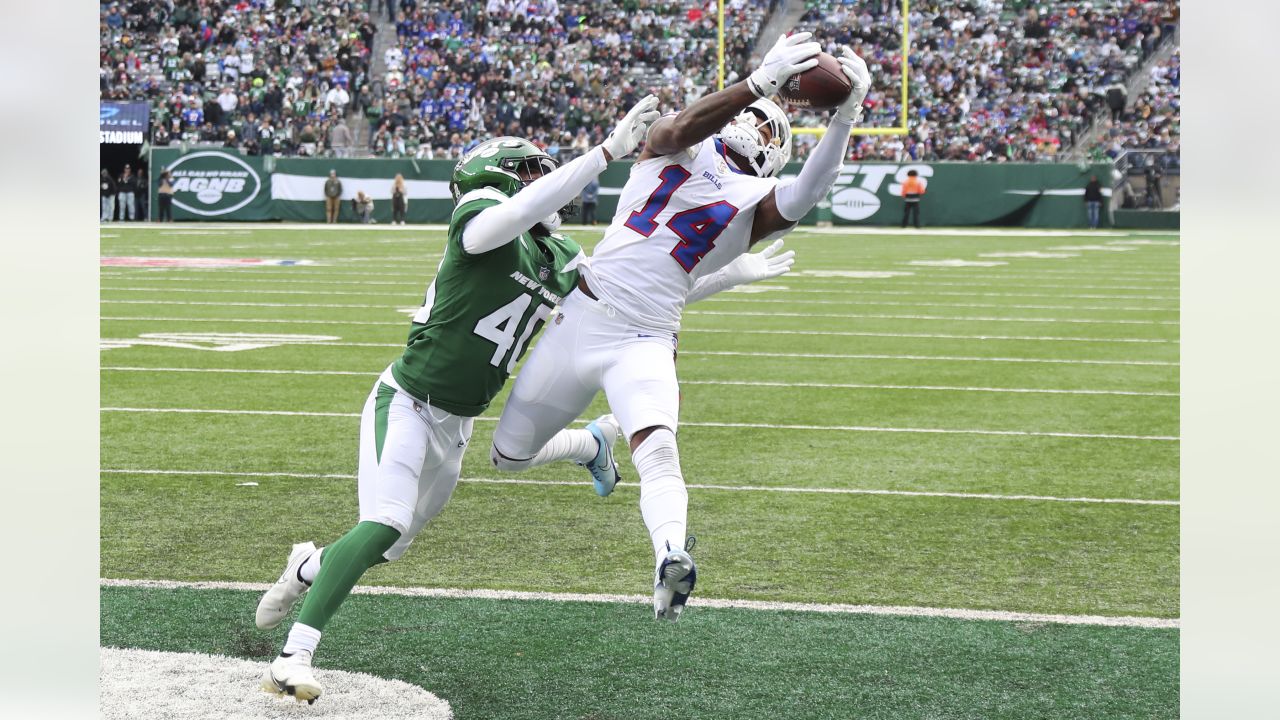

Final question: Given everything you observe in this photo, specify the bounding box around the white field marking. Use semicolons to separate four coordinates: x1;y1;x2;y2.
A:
786;227;1158;238
1049;245;1137;252
685;310;1177;326
99;407;1177;441
156;230;250;235
98;275;1179;301
99;366;1179;397
1108;239;1180;246
907;259;1010;267
124;267;1180;293
793;270;916;278
978;252;1080;259
99;285;1176;314
98;298;1180;326
100;648;452;720
684;350;1177;366
101;332;341;352
101;470;1181;507
99;578;1180;629
96;335;1178;365
99;316;1177;345
698;296;1175;313
792;278;1175;292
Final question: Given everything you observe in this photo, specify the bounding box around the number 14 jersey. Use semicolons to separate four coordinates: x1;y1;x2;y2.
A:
580;137;778;332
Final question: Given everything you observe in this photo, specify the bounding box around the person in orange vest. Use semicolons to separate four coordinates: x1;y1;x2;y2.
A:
900;169;926;228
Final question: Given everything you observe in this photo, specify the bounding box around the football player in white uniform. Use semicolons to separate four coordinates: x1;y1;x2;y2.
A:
489;34;872;621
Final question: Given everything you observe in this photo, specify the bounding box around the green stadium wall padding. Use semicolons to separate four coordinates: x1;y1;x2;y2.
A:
150;148;1116;229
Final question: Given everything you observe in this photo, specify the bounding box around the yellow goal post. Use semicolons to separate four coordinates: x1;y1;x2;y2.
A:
718;0;910;136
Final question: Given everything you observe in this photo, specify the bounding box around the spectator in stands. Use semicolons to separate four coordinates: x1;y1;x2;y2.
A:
353;191;375;224
391;174;408;225
324;170;343;224
331;118;354;158
580;177;599;226
117;165;137;222
157;170;175;223
1084;175;1105;229
100;169;117;222
136;167;149;221
900;170;926;229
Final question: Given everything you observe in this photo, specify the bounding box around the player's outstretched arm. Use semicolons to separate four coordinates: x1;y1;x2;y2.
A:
643;33;820;158
687;239;796;303
750;47;871;245
462;96;660;254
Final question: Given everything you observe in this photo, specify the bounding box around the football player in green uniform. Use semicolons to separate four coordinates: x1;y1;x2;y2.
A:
254;95;661;703
253;94;795;704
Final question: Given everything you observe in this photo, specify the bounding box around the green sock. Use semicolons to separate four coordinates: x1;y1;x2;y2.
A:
296;521;401;631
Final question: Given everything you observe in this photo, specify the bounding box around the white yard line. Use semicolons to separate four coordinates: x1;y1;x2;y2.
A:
99;407;1177;440
98;276;1180;302
100;298;1179;326
685;310;1177;326
98;578;1180;629
100;366;1177;397
683;350;1176;367
100;285;1176;313
98;337;1178;365
98;316;1178;344
101;468;1180;506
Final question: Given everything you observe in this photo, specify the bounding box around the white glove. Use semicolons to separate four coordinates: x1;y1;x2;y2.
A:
600;94;661;159
747;32;821;99
834;46;872;124
724;239;797;284
688;239;796;303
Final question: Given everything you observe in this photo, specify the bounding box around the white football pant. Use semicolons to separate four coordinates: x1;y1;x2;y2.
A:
357;365;473;561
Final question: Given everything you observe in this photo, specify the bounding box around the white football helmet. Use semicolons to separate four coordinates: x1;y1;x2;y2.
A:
716;97;792;178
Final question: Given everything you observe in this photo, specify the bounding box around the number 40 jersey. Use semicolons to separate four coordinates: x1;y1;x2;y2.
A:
580;137;779;333
392;188;585;417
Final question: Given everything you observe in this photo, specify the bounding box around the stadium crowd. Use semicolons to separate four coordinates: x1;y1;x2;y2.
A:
361;0;774;159
790;0;1179;163
101;0;1179;166
1091;48;1178;162
101;0;376;157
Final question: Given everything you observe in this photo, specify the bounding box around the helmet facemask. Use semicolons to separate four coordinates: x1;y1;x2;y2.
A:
504;154;574;233
717;98;792;178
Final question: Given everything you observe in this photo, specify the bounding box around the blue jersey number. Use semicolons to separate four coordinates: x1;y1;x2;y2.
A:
624;164;738;273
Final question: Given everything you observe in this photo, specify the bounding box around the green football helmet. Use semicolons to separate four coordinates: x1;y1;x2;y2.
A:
449;137;558;202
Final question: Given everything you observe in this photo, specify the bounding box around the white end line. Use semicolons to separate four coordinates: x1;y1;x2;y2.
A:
97;578;1179;629
100;367;1177;397
100;468;1179;506
99;407;1178;441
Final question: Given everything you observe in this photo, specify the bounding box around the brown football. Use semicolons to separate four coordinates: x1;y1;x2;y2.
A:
778;52;853;111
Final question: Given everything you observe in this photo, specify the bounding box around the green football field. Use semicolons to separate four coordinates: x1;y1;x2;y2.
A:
100;224;1179;718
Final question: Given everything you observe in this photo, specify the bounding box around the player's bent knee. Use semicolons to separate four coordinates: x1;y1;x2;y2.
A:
490;443;535;472
630;424;674;453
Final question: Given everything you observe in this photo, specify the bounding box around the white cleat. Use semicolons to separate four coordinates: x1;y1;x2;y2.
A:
256;542;317;630
653;538;697;622
261;650;323;704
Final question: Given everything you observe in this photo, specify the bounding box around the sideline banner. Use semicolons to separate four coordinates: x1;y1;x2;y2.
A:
149;148;1114;228
100;102;149;144
150;149;274;220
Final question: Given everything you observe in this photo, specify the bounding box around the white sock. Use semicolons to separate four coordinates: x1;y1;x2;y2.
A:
298;546;324;585
631;428;687;563
282;622;322;656
494;428;599;470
